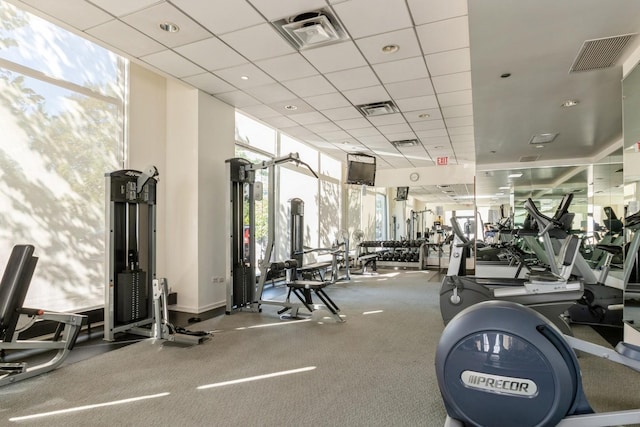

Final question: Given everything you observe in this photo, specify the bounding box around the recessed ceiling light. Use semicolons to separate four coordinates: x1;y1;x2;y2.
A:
536;144;545;148
500;72;511;78
499;186;510;190
159;22;180;33
284;105;298;111
508;172;523;178
381;44;399;54
240;75;249;80
418;113;430;119
561;99;579;107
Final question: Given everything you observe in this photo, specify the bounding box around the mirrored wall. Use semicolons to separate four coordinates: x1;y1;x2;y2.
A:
623;59;640;339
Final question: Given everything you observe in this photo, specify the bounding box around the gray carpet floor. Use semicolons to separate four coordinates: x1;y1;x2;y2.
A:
1;270;639;426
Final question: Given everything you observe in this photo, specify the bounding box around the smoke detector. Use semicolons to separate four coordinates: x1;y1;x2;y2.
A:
273;9;348;50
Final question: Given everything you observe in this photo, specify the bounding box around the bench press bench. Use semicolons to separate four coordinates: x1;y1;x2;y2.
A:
0;245;86;386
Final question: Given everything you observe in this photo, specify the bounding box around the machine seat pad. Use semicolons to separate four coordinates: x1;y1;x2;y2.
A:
287;280;330;289
298;262;332;272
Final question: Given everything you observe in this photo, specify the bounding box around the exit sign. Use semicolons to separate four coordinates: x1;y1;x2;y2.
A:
437;156;448;166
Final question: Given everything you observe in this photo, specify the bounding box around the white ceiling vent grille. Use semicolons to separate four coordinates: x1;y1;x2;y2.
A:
273;8;348;50
391;139;418;148
570;34;637;72
356;101;399;117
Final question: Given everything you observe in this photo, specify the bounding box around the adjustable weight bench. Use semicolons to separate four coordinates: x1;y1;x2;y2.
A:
0;245;86;386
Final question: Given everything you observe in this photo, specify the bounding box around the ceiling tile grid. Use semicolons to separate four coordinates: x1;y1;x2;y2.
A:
15;0;479;199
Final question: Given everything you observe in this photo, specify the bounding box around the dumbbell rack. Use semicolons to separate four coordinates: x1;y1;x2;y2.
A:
358;240;427;269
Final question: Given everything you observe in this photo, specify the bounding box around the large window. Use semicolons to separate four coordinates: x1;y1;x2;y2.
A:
236;113;343;263
0;1;126;311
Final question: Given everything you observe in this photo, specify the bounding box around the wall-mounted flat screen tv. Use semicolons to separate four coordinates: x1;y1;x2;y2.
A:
395;186;409;201
346;153;376;186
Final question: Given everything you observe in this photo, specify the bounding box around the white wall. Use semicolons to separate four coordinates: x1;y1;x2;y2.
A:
197;91;234;311
129;64;234;314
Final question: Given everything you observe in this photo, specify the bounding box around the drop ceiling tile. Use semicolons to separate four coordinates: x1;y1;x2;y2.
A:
325;67;380;91
141;50;204;78
216;90;261;108
262;115;299;129
355;28;422;64
425;48;470;77
304;92;350;110
407;0;467;25
220;23;295;61
335;117;371;130
244;83;297;103
420;136;451;146
86;19;164;57
333;0;412;39
412;159;435;167
240;104;281;119
367;113;406;126
348;127;383;137
121;3;210;48
247;0;327;21
254;53;319;81
377;123;412;134
305;121;341;133
416;16;469;55
416;129;448;138
88;0;159;17
445;116;474;128
170;0;264;35
410;119;446;131
175;37;248;71
281;75;335;97
267;98;316;115
385;78;434;100
438;90;473;107
442;104;473;118
448;126;474;136
182;72;236;94
358;134;389;145
432;71;472;93
342;85;389;105
301;41;367;74
385;131;417;141
373;56;429;84
213;63;276;88
21;0;111;30
321;106;363;121
405;108;443;123
395;95;439;112
320;130;352;141
288;111;327;125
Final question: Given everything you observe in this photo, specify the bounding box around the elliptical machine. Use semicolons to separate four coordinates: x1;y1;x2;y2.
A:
435;299;640;426
440;198;584;335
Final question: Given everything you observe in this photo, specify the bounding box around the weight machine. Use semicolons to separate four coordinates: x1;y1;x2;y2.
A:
105;167;206;345
225;153;318;315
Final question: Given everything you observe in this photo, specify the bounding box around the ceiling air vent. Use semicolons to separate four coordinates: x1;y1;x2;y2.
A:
273;8;348;50
519;155;540;162
570;33;637;72
391;139;418;148
356;100;399;117
529;133;558;144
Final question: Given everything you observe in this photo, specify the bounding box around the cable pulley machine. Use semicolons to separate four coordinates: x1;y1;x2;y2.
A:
225;153;318;315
